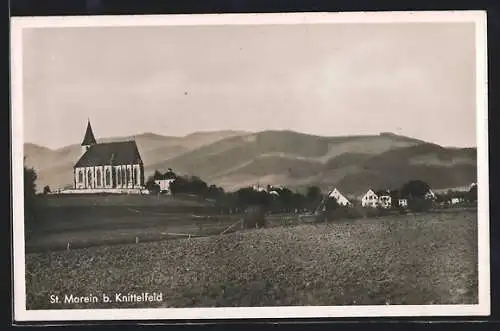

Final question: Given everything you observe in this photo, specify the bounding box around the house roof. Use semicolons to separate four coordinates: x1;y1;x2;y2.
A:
81;121;97;146
328;188;351;204
74;141;143;168
364;189;377;196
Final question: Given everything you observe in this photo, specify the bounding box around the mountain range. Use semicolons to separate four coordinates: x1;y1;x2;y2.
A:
24;130;477;195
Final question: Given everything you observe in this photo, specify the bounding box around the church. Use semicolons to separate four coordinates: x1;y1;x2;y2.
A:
73;120;145;193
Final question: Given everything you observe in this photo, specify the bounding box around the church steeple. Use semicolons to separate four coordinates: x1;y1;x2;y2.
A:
81;120;97;154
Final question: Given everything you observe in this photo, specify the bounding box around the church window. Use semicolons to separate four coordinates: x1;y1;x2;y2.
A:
96;169;102;186
122;167;126;184
128;167;132;183
87;169;93;188
117;168;121;185
135;167;140;185
78;170;83;183
106;169;111;186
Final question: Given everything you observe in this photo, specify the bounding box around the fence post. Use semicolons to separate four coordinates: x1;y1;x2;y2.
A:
136;236;139;244
66;242;70;251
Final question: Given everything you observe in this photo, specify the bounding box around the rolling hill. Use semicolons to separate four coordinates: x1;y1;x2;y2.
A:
24;130;476;195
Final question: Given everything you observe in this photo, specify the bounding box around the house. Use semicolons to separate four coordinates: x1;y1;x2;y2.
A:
154;179;175;194
424;189;437;200
450;197;463;205
328;188;352;207
154;168;177;194
361;189;379;208
376;190;392;209
398;198;408;208
73;120;145;193
252;184;267;192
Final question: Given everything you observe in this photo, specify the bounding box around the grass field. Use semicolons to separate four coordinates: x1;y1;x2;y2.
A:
27;195;303;253
25;210;478;309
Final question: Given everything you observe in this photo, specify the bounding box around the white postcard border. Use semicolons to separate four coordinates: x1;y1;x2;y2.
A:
11;11;490;322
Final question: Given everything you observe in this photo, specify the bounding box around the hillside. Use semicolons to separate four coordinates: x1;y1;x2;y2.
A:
24;130;476;194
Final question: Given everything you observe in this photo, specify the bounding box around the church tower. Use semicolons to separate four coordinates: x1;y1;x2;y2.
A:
81;119;97;155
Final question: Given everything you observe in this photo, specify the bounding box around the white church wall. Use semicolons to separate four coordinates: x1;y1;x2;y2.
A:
94;166;104;188
74;167;86;189
126;165;133;188
133;164;141;186
103;165;113;188
115;166;122;188
73;163;144;191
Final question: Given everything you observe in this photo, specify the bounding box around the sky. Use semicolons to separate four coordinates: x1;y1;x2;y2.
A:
22;22;477;149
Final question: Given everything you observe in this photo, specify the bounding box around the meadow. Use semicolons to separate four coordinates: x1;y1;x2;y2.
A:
26;194;303;253
25;205;478;309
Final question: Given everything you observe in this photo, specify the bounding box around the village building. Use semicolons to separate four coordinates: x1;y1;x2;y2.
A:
361;189;379;208
424;188;437;200
252;184;267;192
73;120;145;193
376;190;392;209
154;169;177;194
328;188;352;207
398;198;408;208
450;197;464;205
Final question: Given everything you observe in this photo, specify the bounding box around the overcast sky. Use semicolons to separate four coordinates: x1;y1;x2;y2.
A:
22;22;477;149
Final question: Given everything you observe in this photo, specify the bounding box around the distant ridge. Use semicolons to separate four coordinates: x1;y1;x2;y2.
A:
24;130;476;194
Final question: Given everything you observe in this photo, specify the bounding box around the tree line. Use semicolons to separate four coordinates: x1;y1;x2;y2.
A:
146;170;478;214
23;165;479;235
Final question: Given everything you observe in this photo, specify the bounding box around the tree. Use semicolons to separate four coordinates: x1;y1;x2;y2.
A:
306;186;322;210
243;205;267;229
43;185;51;195
145;176;160;194
152;170;163;180
324;197;340;212
189;176;209;196
164;168;177;180
207;184;225;199
408;197;432;212
400;180;431;200
24;164;37;239
467;184;478;203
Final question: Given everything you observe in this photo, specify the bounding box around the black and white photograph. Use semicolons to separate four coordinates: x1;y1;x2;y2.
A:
11;11;489;321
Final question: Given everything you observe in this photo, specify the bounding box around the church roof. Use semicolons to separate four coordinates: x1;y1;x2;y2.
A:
81;121;97;146
74;140;143;168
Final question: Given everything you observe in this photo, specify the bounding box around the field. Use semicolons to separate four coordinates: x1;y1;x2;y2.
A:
25;205;478;309
26;194;303;253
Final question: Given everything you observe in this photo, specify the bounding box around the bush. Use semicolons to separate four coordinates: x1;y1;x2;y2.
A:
43;185;51;195
323;206;363;222
24;165;38;240
408;197;432;213
243;206;267;229
145;179;160;195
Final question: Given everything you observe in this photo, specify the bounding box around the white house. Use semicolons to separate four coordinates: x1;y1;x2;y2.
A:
398;198;408;208
252;184;267;192
378;192;392;209
154;178;175;194
425;189;437;200
328;188;352;207
450;197;462;205
361;189;379;208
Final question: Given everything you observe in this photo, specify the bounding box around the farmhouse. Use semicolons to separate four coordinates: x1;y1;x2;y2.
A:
73;120;145;193
398;198;408;208
328;188;352;207
154;169;177;194
361;189;379;208
376;190;392;209
425;189;437;201
450;197;463;205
